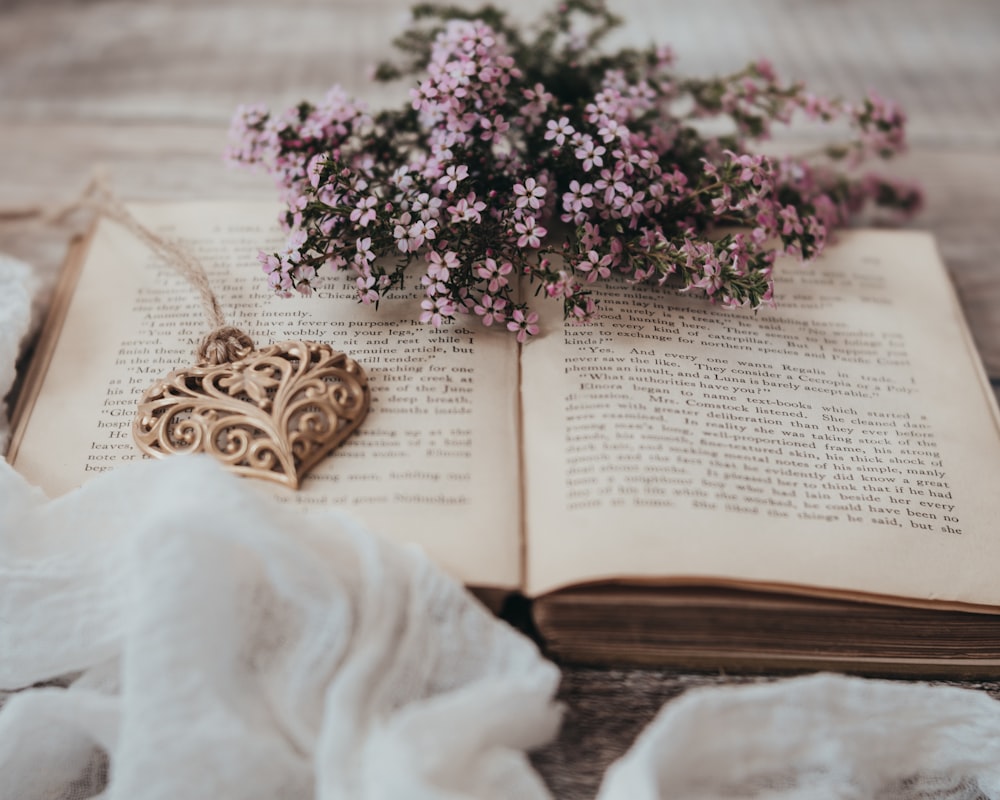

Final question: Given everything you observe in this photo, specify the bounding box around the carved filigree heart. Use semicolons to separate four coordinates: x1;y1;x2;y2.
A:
132;341;370;489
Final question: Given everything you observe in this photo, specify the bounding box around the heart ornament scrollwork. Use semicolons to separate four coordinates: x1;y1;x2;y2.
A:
132;341;370;489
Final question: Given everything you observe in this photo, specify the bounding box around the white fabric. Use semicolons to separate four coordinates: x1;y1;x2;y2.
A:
0;456;562;800
5;252;1000;800
598;673;1000;799
0;250;562;800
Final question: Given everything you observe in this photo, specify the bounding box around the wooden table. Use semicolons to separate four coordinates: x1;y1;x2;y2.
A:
3;1;999;796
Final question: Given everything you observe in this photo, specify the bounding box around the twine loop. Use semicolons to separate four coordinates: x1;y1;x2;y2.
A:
6;172;250;363
197;326;255;366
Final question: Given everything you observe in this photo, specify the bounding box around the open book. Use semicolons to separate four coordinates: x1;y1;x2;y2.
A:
10;203;1000;675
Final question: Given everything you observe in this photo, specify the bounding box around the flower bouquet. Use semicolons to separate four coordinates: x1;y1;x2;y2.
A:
227;0;920;340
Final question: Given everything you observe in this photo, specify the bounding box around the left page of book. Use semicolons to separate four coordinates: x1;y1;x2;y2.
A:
9;202;521;589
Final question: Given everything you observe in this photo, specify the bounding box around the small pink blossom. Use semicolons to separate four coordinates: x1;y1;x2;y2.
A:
562;180;594;214
567;296;598;324
448;192;487;224
574;135;606;172
513;177;546;210
350;195;378;227
408;218;437;248
438;164;470;193
420;296;456;328
353;236;375;266
545;270;577;300
476;257;513;292
544;116;575;146
357;274;379;304
506;308;540;342
691;261;723;296
258;251;281;275
514;216;547;248
480;115;510;142
577;250;612;282
473;293;507;326
427;250;460;281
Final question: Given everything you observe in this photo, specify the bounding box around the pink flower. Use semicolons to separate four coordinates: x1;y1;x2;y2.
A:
480;115;510;142
620;190;646;220
574;135;606;171
544;270;577;299
711;185;733;215
597;117;626;143
754;58;777;82
577;250;612;282
306;154;325;189
408;218;437;248
654;45;675;68
420;296;456;328
258;251;281;275
421;272;447;297
594;168;629;207
544;116;575;146
473;293;507;326
724;150;772;190
691;260;723;296
438;164;470;193
427;250;460;281
476;257;513;292
513;177;546;211
448;192;487;224
357;274;379;304
520;83;553;123
350;195;378;227
562;180;594;213
412;193;443;221
567;295;598;324
853;90;907;158
799;92;836;122
506;308;540;342
779;205;803;236
514;216;547;248
353;236;376;266
580;222;603;250
393;212;420;253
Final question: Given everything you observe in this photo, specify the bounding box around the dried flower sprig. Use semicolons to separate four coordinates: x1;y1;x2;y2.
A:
226;0;921;338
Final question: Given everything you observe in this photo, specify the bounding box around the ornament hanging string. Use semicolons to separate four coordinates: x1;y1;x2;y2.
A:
3;174;253;365
1;173;372;488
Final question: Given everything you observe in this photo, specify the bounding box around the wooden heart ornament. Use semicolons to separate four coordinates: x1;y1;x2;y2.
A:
133;339;370;489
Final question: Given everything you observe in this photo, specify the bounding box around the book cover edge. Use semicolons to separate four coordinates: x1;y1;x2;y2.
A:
6;221;97;464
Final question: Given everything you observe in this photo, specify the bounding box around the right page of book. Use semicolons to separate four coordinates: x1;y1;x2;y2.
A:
521;231;1000;604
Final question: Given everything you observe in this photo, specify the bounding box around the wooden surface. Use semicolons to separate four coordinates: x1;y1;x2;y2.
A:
2;1;1000;796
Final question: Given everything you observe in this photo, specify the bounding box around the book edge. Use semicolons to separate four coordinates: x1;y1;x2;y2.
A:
533;582;1000;675
936;234;1000;432
532;576;1000;615
540;646;1000;679
6;222;96;464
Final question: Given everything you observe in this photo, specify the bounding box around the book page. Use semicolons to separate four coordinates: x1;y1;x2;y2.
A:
521;231;1000;604
9;202;521;589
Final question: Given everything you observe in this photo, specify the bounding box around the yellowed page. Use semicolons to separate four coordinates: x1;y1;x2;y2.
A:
521;231;1000;603
10;202;520;589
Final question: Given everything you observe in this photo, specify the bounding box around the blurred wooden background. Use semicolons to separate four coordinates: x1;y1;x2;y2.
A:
2;1;999;796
